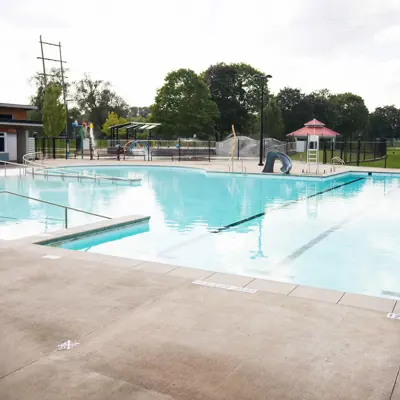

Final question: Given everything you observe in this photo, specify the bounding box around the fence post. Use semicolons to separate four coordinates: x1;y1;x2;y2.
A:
340;141;343;161
323;140;327;164
52;138;56;159
331;141;334;160
65;208;68;229
384;140;387;168
373;142;377;159
208;139;211;162
356;138;361;166
42;137;46;159
237;138;240;160
349;141;352;163
178;138;181;162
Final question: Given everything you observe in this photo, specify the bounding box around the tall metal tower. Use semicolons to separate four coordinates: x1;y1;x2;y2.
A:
37;35;69;138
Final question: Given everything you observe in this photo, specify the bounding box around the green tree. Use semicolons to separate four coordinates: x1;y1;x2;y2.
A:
276;87;313;133
74;74;129;130
101;111;128;136
128;106;151;119
368;106;400;139
150;69;219;139
28;67;68;121
306;89;337;127
261;97;284;140
42;83;66;137
202;63;266;136
330;93;369;138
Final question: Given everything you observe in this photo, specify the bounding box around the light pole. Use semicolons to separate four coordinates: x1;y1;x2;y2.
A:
255;74;272;166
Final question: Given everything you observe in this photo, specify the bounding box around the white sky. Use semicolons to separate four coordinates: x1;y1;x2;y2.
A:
1;0;400;111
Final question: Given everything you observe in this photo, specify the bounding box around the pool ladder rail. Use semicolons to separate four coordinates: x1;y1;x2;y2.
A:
0;155;142;186
330;157;345;173
228;158;247;173
0;190;111;229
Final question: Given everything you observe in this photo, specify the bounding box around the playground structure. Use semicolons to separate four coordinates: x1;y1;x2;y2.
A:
124;140;150;160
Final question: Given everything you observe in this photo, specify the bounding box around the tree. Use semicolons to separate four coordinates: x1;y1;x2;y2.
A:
368;106;400;139
276;88;313;133
73;74;129;130
128;106;151;119
202;63;266;136
261;97;284;140
28;67;68;121
330;93;369;138
150;69;219;139
101;112;128;136
42;84;66;137
306;89;337;127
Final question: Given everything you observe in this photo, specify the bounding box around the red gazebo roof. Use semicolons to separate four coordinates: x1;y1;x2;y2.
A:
286;118;340;138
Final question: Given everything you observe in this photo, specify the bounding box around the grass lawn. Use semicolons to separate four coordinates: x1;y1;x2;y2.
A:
290;148;400;169
359;148;400;168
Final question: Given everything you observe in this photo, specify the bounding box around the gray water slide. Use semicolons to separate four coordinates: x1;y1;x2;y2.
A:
262;152;293;174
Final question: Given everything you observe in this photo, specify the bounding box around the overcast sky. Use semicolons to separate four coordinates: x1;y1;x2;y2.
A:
1;0;400;111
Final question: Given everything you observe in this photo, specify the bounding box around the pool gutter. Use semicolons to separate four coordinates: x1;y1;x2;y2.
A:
34;214;150;247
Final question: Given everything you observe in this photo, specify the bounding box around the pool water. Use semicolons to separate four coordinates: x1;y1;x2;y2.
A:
1;165;400;299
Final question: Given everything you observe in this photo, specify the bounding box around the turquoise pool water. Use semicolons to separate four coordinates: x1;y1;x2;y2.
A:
1;166;400;299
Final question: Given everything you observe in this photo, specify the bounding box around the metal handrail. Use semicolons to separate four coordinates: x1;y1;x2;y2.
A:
0;190;111;228
23;153;140;185
330;157;345;173
0;160;30;177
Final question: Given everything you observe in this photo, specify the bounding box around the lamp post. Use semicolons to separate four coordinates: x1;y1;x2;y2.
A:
255;74;272;166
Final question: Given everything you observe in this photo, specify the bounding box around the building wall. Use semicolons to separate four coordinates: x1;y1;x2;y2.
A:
17;130;29;163
0;108;28;120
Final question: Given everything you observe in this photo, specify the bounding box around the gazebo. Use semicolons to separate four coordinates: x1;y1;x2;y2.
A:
286;119;340;139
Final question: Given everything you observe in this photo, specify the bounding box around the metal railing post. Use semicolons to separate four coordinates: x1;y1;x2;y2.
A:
356;139;361;166
65;208;68;228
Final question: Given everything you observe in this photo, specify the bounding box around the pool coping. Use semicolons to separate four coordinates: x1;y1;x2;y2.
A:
41;162;400;181
6;214;396;316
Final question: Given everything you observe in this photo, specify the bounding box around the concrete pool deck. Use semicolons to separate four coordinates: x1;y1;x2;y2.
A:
24;156;399;177
1;159;400;399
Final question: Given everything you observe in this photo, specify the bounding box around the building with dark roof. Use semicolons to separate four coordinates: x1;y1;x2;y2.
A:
0;103;42;162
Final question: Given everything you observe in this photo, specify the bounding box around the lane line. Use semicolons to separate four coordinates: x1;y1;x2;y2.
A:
212;177;365;233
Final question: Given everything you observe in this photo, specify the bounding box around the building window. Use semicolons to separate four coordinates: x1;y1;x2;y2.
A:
0;114;12;120
0;133;6;152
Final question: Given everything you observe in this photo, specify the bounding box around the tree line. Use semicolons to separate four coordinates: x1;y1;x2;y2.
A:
29;64;400;141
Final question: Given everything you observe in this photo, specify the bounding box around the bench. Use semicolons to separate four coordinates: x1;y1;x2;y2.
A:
96;148;122;160
151;149;175;161
179;148;214;161
126;149;146;161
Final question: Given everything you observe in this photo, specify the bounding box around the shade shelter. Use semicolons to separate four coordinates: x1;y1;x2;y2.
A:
286;119;340;139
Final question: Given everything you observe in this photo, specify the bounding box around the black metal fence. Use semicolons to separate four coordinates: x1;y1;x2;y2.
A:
321;140;387;166
35;137;82;159
34;136;388;167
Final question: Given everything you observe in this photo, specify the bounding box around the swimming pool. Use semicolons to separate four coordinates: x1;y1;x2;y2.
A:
2;165;400;299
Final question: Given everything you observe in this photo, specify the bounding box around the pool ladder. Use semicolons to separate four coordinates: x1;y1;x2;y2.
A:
0;190;111;229
330;157;345;172
228;158;246;173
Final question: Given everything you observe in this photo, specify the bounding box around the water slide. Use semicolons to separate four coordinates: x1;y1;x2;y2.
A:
262;152;293;174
